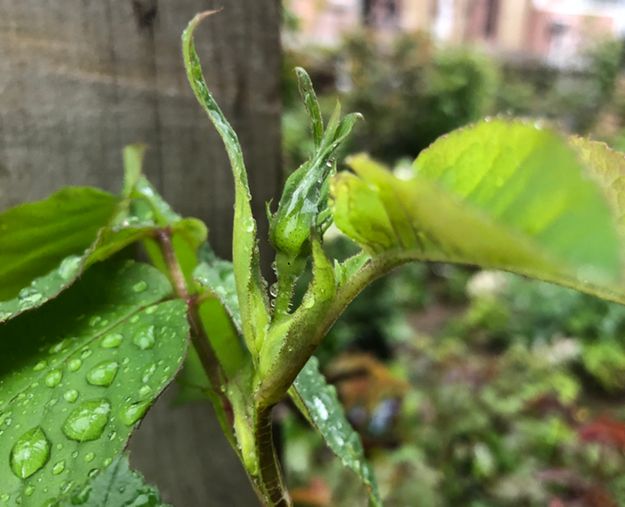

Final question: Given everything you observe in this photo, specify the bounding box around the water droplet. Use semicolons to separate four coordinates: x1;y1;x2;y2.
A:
68;358;82;372
0;494;9;502
10;427;50;479
84;452;95;463
100;333;123;349
132;281;148;293
88;316;101;327
52;460;66;475
64;389;79;403
45;369;62;388
312;397;329;421
133;326;156;350
86;361;119;387
18;287;43;306
138;385;152;398
142;364;156;384
24;486;34;497
58;255;82;281
49;340;67;354
62;399;111;442
120;400;151;426
80;348;92;360
33;360;47;372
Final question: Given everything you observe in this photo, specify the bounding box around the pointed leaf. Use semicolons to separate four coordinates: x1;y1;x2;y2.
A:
291;358;381;507
332;120;625;303
0;260;188;506
182;12;270;356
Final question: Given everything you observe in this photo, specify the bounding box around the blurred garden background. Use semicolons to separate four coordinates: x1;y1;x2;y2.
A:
280;1;625;506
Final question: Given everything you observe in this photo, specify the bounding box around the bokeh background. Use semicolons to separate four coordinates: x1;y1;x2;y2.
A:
2;1;625;506
281;1;625;506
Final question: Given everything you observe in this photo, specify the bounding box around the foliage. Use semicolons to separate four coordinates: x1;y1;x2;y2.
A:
2;11;625;507
285;272;625;506
341;32;499;162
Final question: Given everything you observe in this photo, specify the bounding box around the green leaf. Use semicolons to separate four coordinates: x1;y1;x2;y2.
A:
569;137;625;230
295;67;324;149
194;249;241;333
0;188;119;320
332;120;625;303
182;12;270;357
291;358;381;507
58;455;170;506
0;260;188;506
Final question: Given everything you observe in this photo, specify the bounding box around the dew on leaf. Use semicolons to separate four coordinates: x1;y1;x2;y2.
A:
10;426;51;479
49;340;67;354
44;369;63;388
100;333;123;349
67;358;82;372
133;326;156;350
120;400;151;426
86;361;119;387
141;364;156;384
80;348;92;360
52;460;65;475
63;389;79;403
138;385;152;398
24;485;34;497
33;360;47;372
84;452;95;463
18;287;43;306
132;280;148;293
58;255;82;281
62;399;111;442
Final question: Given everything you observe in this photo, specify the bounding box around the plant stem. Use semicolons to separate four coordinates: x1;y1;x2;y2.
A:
256;254;402;407
253;406;291;507
156;228;230;417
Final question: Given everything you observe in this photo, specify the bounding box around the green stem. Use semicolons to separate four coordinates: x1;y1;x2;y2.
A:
257;254;402;407
252;406;291;507
156;229;232;426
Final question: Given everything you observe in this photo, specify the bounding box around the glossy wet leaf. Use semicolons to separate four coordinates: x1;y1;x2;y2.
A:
292;357;381;507
194;252;241;333
0;260;188;506
57;455;170;506
332;120;625;303
0;188;118;321
182;12;270;358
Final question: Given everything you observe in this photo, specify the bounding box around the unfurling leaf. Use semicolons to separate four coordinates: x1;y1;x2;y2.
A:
332;119;625;303
182;12;270;357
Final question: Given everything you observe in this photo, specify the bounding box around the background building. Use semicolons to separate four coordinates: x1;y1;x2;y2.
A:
289;0;625;67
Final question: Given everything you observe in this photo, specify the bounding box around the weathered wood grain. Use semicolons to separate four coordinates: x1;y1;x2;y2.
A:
0;1;282;505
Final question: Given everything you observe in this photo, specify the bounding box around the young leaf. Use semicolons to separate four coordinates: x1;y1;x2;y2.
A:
569;137;625;230
182;12;270;357
0;260;188;506
0;188;119;321
332;120;625;303
291;358;381;507
57;455;170;506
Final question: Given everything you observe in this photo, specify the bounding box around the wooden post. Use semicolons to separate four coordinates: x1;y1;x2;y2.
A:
0;0;282;504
